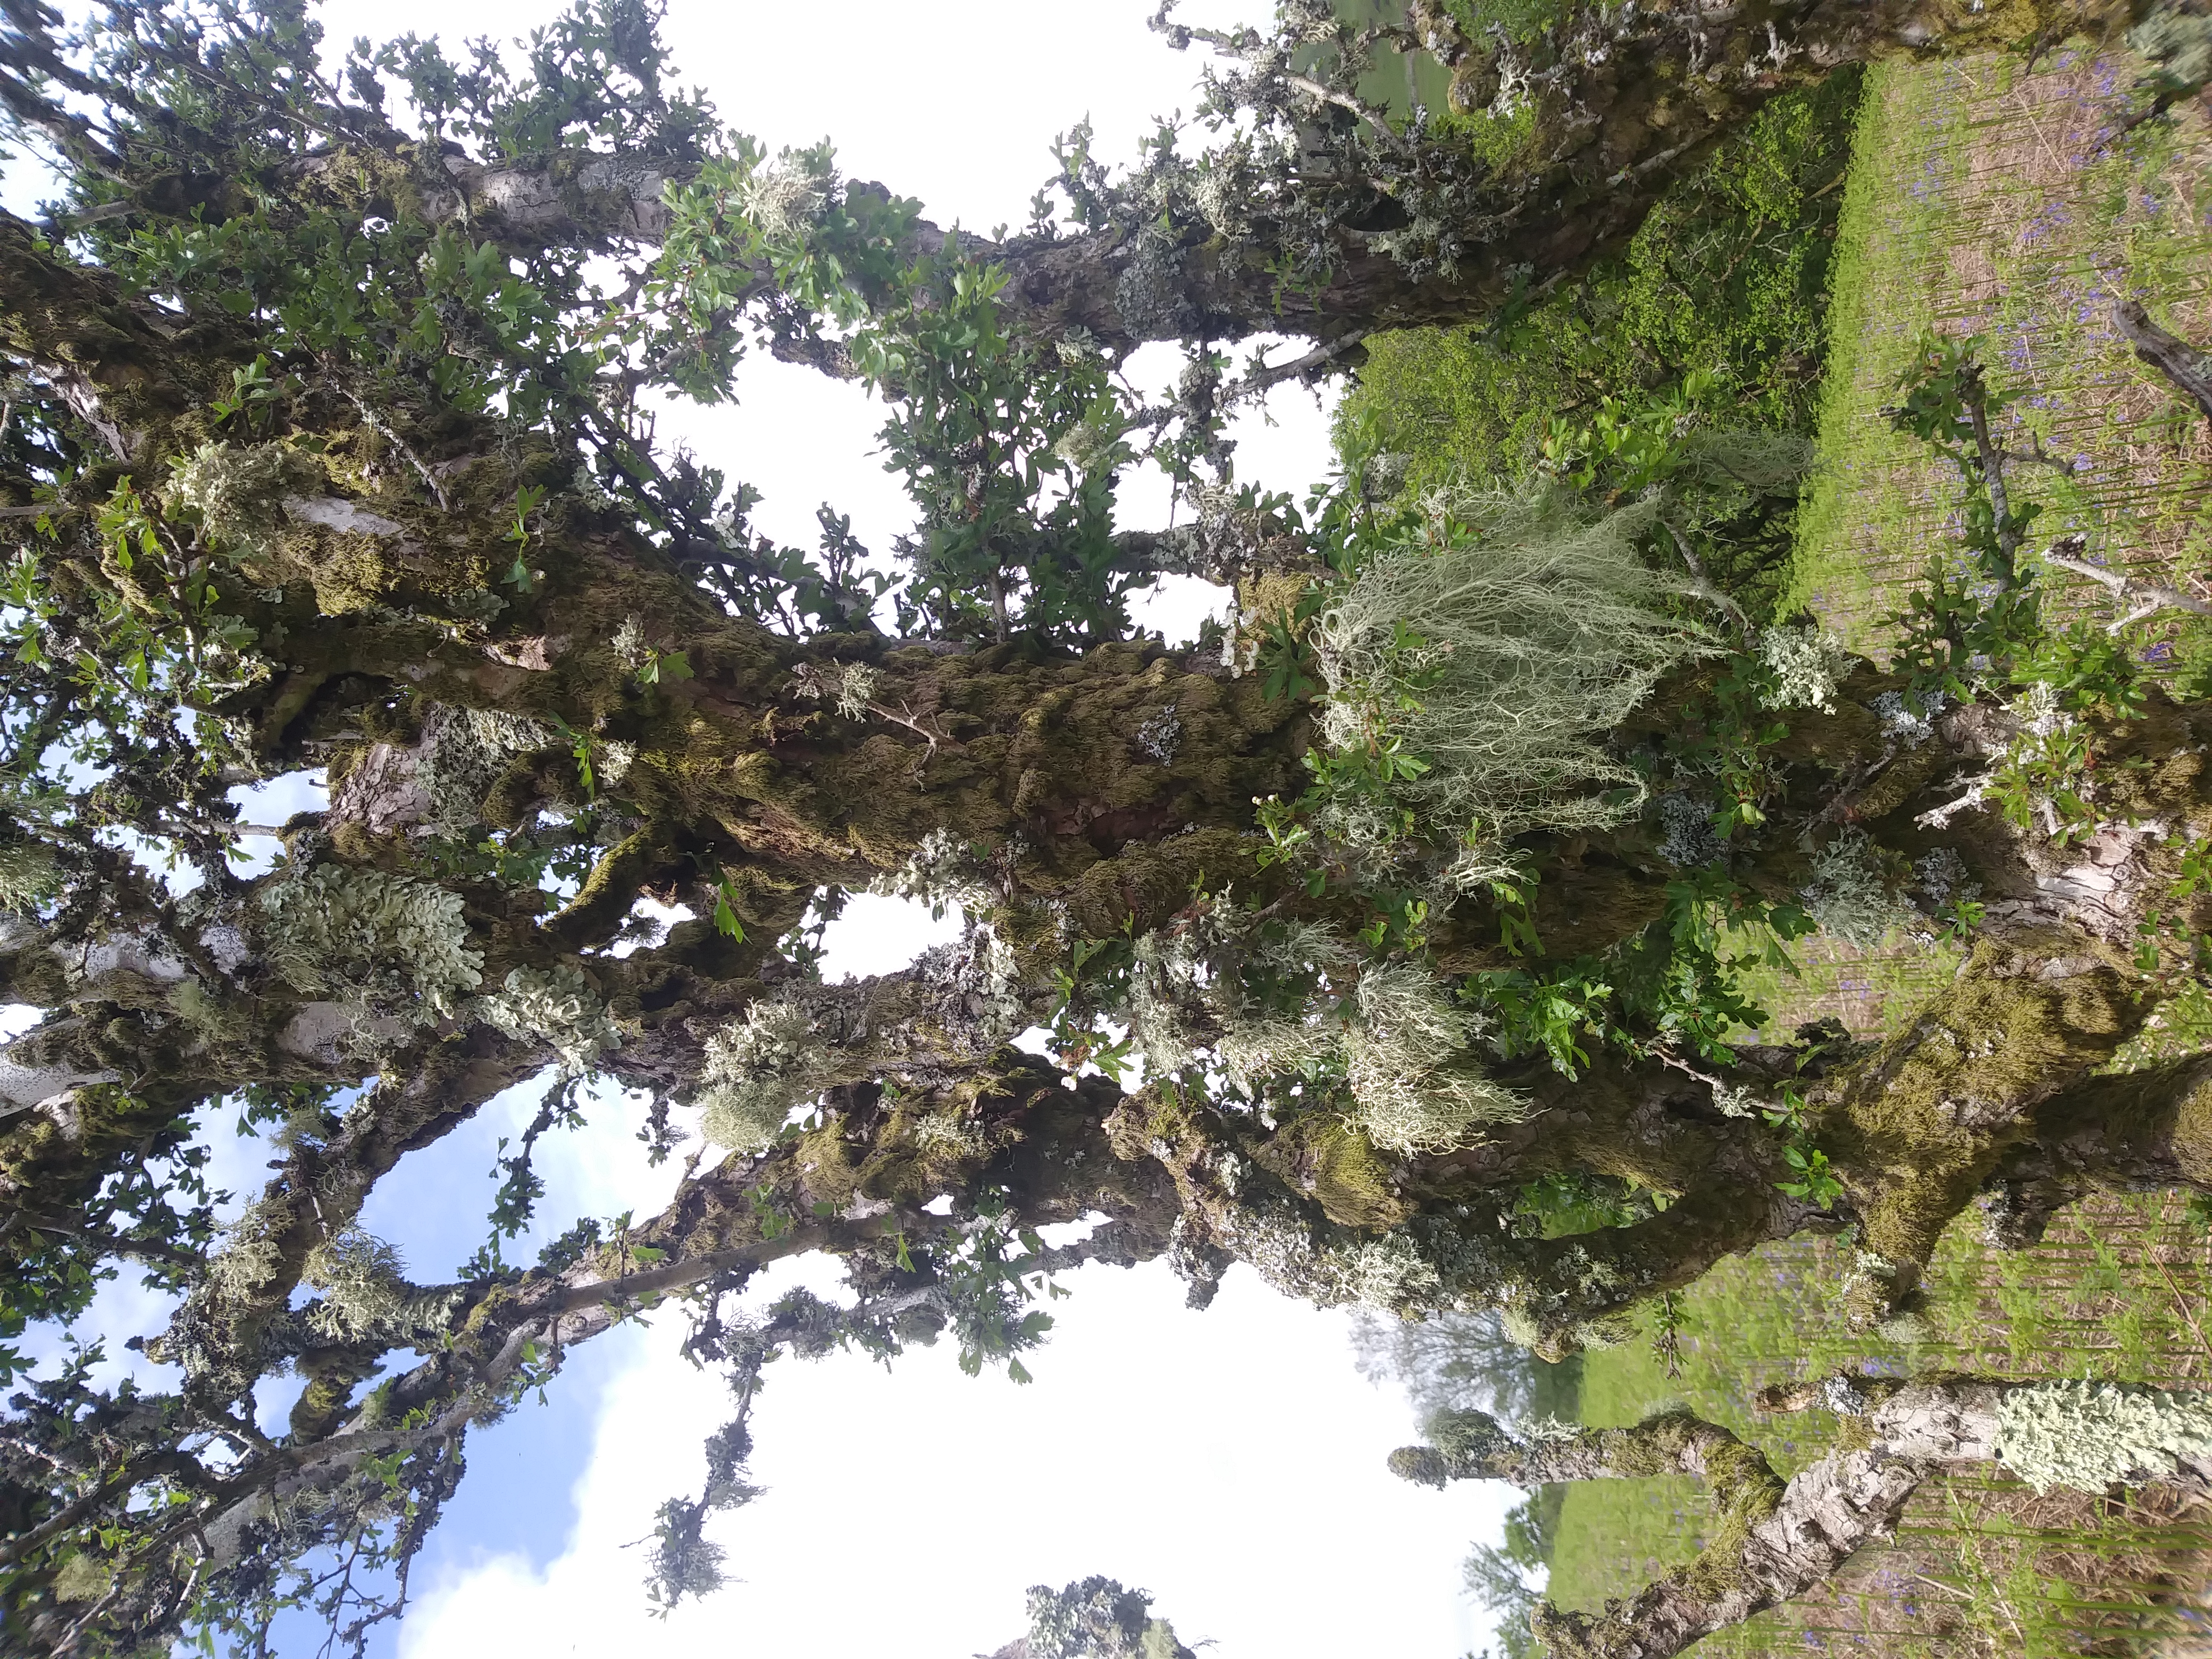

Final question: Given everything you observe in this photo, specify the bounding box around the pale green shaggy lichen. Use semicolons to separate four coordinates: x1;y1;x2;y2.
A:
1344;963;1522;1154
301;1228;409;1343
477;965;619;1074
1800;831;1917;949
1309;486;1710;836
0;842;60;914
698;1001;834;1153
1996;1379;2212;1493
167;440;322;556
256;863;483;1018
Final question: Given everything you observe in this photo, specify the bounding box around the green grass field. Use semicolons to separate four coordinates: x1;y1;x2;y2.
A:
1505;46;2212;1658
1790;51;2212;662
1546;1193;2212;1654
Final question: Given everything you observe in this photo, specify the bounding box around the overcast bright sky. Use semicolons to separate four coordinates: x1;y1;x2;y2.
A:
2;3;1520;1654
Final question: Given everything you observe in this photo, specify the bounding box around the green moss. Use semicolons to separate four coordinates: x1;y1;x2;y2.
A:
1832;954;2139;1313
1254;1112;1414;1229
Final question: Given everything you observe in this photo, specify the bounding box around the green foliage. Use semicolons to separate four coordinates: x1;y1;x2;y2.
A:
1337;71;1864;614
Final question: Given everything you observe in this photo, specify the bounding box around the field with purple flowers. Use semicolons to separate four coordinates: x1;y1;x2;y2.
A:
1538;46;2212;1659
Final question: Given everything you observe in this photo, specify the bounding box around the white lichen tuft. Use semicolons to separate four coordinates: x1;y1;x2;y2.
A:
611;614;650;669
1874;688;1942;745
1756;624;1853;714
255;864;482;1018
790;658;880;720
869;827;994;918
1655;793;1726;870
1996;1379;2212;1493
301;1227;408;1342
910;1108;990;1161
739;150;834;241
598;740;638;789
1309;485;1711;836
697;1001;834;1153
477;965;619;1074
1343;963;1521;1154
1800;831;1917;949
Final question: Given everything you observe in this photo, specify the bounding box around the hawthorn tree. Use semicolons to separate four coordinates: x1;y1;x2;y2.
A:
4;0;2212;1654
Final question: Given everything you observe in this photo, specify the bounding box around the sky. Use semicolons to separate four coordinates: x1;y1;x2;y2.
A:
0;3;1523;1654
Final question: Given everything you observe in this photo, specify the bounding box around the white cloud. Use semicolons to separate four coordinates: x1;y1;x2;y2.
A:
401;1259;1507;1659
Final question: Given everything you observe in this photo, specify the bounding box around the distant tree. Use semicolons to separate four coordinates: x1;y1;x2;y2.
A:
1;1;2210;1655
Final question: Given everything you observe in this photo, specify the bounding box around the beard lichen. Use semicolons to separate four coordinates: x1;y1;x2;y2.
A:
1310;485;1711;837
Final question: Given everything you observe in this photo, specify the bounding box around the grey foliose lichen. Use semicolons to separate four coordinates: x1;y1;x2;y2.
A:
1134;703;1182;763
255;862;483;1019
1996;1379;2212;1494
869;827;996;918
911;924;1027;1057
476;965;619;1075
422;707;555;837
1800;831;1918;950
698;1001;834;1153
1874;688;1942;745
1756;624;1853;714
1655;792;1726;870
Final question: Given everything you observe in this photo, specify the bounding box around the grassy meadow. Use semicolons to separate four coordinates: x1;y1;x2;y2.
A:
1335;30;2212;1657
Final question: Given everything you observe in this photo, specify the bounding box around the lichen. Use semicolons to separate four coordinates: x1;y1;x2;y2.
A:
1343;963;1523;1155
868;826;994;918
1309;484;1711;836
300;1227;408;1343
205;1195;289;1303
476;965;619;1074
739;149;834;241
1995;1379;2212;1493
1756;624;1852;714
0;841;60;913
1800;830;1917;949
1026;1576;1184;1659
167;440;324;557
254;862;483;1019
697;1001;834;1153
1221;1201;1445;1312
